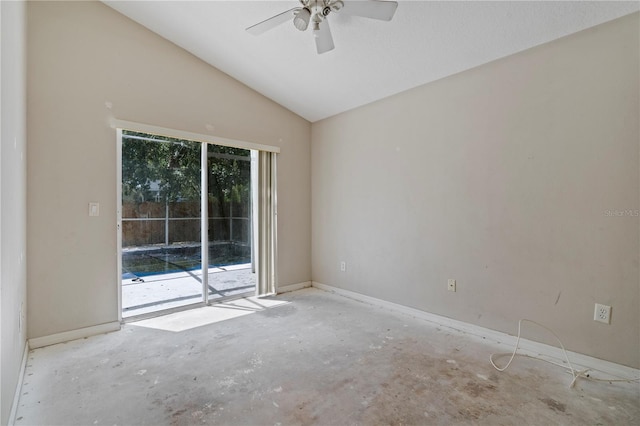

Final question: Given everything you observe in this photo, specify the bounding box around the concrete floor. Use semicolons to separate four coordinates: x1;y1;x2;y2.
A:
15;288;639;425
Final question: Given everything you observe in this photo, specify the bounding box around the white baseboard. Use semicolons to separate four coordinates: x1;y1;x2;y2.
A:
8;340;29;426
277;281;311;294
311;281;639;381
29;321;121;349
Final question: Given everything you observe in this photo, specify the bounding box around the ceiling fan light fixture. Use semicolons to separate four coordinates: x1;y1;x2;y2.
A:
293;7;311;31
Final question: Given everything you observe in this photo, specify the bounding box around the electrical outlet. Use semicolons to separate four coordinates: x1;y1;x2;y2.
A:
340;261;346;272
594;303;611;324
448;279;456;292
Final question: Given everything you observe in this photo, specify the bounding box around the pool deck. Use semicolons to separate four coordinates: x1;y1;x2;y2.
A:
122;263;256;318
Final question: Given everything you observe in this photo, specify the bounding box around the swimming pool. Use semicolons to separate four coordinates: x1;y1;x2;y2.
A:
122;243;250;279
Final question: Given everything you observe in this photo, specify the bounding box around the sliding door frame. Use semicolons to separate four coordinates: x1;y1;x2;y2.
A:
201;143;209;305
116;129;123;323
115;120;279;322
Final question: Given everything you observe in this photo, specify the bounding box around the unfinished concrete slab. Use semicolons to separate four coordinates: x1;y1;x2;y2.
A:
15;288;639;425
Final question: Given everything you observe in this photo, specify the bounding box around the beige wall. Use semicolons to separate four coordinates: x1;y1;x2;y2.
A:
312;13;640;368
1;1;28;423
27;1;311;339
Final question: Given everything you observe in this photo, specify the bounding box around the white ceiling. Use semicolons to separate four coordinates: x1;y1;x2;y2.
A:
103;1;639;122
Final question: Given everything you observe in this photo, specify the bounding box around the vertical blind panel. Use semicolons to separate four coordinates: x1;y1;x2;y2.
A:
257;151;278;296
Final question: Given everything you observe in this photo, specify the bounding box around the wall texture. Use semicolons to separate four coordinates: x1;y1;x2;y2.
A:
1;1;28;423
27;1;311;339
312;13;639;368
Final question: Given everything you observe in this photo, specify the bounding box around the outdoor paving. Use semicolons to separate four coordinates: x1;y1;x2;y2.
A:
122;263;256;317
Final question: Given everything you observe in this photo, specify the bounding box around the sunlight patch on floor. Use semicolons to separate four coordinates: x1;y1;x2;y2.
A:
130;296;289;332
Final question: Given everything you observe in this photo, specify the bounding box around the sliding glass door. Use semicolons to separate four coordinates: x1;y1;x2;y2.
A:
119;131;256;318
206;144;255;301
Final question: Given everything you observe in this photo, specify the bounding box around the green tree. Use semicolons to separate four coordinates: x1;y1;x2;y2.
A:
122;131;201;203
122;130;251;211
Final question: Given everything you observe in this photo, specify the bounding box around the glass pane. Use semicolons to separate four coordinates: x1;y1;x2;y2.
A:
121;131;203;317
207;144;256;300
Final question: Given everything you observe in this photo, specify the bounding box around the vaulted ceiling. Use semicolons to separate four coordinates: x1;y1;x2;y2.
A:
103;1;639;122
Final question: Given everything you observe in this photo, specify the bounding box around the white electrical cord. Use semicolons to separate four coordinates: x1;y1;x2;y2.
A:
489;319;640;388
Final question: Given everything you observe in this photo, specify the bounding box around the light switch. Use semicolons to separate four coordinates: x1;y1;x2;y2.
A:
89;202;99;217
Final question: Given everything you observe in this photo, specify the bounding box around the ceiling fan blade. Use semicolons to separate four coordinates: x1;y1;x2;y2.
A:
314;20;335;54
246;7;300;36
340;0;398;21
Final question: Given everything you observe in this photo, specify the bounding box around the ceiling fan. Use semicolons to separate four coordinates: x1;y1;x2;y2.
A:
246;0;398;54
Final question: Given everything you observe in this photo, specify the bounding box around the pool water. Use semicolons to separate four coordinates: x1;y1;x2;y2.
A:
122;244;250;279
